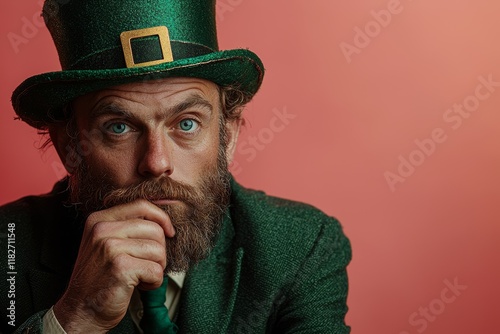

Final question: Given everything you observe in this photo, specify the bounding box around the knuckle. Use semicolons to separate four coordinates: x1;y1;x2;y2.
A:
113;253;130;268
149;263;164;278
86;211;101;225
102;237;120;254
91;221;110;238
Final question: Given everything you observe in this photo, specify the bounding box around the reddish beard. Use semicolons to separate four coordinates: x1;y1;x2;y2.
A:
68;151;231;273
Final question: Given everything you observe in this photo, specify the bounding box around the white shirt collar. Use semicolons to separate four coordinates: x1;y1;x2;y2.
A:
168;271;186;288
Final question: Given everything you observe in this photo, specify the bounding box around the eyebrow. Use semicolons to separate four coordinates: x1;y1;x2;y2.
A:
90;95;214;120
170;95;214;117
90;103;131;119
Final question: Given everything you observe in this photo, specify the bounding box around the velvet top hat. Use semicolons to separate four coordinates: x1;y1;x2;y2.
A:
11;0;265;129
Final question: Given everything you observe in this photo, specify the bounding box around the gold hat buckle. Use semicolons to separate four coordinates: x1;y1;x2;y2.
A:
120;26;173;68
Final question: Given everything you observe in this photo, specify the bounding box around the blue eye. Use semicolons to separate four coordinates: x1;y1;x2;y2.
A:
108;123;130;134
179;119;198;132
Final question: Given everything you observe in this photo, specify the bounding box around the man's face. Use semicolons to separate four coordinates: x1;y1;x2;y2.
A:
56;77;240;272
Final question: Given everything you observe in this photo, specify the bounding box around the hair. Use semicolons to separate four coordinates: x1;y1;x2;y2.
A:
219;84;252;122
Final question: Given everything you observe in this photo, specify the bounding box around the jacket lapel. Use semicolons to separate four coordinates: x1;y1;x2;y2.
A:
175;212;243;333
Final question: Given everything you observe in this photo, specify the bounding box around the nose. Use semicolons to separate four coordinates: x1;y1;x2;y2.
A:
137;130;173;178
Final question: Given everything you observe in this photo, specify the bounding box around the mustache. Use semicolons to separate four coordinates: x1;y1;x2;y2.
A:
102;177;202;209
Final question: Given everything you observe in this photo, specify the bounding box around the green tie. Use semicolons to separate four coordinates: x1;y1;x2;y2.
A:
139;278;178;334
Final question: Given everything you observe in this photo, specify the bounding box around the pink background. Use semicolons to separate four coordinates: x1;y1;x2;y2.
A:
1;1;499;333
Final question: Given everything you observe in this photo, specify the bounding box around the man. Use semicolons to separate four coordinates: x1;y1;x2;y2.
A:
1;0;351;333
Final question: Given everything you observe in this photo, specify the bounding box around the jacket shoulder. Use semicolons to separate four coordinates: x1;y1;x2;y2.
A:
229;180;351;272
0;193;53;246
0;185;66;238
1;195;44;225
230;179;345;235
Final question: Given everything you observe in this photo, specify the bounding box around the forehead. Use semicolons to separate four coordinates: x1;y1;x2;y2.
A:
73;77;220;113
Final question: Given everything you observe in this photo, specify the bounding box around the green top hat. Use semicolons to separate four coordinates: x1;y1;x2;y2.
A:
11;0;265;129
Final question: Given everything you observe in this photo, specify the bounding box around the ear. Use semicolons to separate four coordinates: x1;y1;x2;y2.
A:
224;116;244;165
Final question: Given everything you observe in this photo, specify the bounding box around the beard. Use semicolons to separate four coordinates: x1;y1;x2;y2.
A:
67;135;231;274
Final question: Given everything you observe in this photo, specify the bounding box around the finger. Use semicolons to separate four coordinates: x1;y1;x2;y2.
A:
137;279;166;292
89;219;168;246
114;255;165;289
87;199;175;237
102;237;167;269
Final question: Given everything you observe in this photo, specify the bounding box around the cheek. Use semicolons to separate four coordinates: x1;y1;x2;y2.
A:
173;129;222;178
83;144;137;186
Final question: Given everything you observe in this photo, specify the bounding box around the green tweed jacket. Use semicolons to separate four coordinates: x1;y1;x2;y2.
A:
0;178;351;333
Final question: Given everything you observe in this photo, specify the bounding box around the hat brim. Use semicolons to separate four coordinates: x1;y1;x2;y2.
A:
12;49;264;129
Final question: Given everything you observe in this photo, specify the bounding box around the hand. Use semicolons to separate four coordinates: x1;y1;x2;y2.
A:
53;199;175;333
